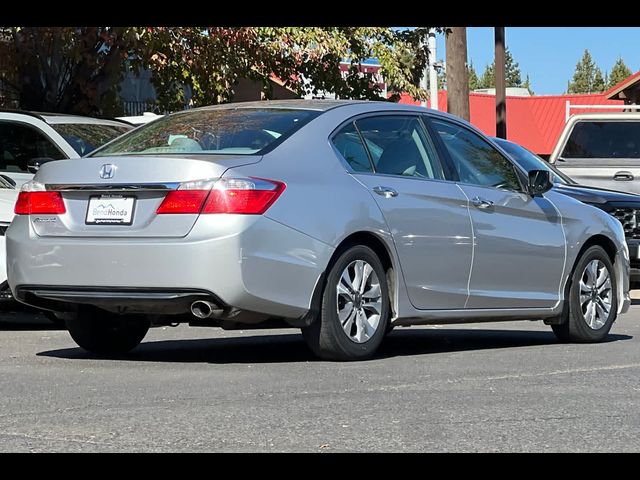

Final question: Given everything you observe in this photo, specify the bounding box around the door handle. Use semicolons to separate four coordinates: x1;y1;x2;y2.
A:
614;171;634;181
373;186;398;198
471;196;494;209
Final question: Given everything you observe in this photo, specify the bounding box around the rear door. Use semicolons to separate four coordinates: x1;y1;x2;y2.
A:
335;114;473;310
553;119;640;194
31;155;261;238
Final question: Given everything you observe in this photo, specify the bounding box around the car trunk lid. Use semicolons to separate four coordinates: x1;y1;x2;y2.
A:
30;155;261;238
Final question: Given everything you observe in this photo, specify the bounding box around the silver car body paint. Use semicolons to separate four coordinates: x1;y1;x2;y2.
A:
6;100;631;326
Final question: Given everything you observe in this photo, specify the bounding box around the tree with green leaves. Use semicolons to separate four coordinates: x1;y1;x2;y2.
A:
0;27;436;115
476;47;523;89
567;49;606;94
607;57;632;89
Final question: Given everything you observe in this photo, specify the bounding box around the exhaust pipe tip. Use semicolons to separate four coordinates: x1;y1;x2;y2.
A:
191;300;217;319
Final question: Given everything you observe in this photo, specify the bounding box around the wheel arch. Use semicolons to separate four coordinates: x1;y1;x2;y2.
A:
297;230;400;328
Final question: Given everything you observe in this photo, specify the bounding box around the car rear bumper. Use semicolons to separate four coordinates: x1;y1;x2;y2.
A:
7;215;334;320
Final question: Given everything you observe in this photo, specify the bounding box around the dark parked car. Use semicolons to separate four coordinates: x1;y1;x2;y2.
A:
494;136;640;286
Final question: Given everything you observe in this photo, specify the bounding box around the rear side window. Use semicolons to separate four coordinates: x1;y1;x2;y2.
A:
355;116;445;180
332;123;373;172
92;108;320;157
0;121;65;172
561;121;640;159
51;123;131;156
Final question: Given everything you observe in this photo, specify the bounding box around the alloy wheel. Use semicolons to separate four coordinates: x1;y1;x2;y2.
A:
336;259;383;343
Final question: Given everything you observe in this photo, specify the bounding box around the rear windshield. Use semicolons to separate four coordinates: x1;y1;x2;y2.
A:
91;108;320;157
51;123;131;156
561;121;640;159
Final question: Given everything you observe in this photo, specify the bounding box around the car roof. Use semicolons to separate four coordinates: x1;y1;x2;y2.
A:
170;99;470;122
567;112;640;121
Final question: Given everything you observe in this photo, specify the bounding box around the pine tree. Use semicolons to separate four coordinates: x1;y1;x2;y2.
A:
478;64;494;89
523;74;534;95
568;49;606;94
468;62;479;91
474;47;523;89
607;57;633;89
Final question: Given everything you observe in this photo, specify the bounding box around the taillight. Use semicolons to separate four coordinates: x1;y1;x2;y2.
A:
156;178;285;215
203;178;285;214
15;182;66;215
156;190;209;214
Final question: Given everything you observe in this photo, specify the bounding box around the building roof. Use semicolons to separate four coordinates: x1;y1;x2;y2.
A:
604;70;640;100
399;91;624;155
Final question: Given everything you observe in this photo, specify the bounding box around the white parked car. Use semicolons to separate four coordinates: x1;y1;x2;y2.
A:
0;175;17;300
0;111;132;188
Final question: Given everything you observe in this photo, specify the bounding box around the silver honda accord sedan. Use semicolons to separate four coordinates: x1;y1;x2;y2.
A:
6;100;631;360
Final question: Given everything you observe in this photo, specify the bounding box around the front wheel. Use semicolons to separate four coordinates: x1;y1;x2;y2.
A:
302;245;390;361
552;245;617;343
66;309;150;354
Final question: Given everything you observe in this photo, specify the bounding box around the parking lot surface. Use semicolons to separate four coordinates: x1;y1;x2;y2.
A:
1;301;639;452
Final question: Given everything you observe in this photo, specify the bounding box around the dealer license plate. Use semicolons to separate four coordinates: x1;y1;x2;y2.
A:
86;195;136;225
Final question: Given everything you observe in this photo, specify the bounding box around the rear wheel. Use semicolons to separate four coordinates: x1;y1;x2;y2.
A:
552;245;617;343
66;309;150;354
302;245;390;361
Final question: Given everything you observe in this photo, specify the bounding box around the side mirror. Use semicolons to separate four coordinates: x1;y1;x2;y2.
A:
528;170;553;197
27;157;55;174
0;174;16;188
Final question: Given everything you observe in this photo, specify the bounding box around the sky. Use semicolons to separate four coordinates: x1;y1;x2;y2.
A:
434;27;640;95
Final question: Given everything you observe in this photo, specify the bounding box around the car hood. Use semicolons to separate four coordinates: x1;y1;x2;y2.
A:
554;183;640;205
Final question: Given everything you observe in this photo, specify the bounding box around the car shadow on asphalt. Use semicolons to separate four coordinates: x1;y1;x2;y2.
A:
37;327;633;364
0;315;60;331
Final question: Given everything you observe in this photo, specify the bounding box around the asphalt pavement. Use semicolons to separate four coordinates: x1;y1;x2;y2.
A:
1;299;639;452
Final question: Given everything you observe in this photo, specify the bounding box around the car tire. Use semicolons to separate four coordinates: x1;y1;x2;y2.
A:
66;309;150;355
551;245;617;343
302;245;390;361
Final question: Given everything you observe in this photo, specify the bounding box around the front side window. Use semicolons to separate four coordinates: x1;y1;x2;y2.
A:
355;116;445;180
0;122;65;172
51;123;131;156
561;121;640;159
92;108;320;157
332;123;373;173
431;119;521;191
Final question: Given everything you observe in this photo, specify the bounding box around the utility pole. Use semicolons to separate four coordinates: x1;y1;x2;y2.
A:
428;28;438;110
495;27;507;139
445;27;469;121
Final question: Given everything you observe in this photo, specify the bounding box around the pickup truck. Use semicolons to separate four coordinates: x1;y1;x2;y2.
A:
548;112;640;194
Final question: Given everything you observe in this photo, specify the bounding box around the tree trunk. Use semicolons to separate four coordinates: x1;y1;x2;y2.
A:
445;27;470;121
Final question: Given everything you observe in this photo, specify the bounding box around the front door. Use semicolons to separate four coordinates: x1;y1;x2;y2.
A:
429;118;566;309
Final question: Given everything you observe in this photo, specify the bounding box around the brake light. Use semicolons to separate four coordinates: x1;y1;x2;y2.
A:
15;191;66;215
156;190;209;214
202;178;285;214
156;178;285;215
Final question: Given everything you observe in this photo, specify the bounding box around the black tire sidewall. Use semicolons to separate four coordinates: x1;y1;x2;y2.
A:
312;245;390;360
568;245;618;342
66;309;150;354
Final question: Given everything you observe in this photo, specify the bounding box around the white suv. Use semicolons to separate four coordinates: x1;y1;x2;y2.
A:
0;111;132;188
